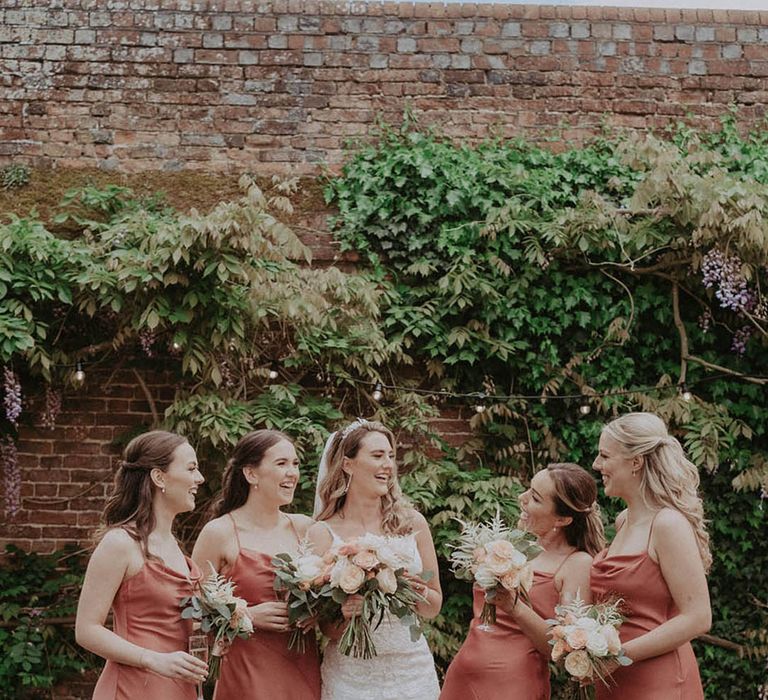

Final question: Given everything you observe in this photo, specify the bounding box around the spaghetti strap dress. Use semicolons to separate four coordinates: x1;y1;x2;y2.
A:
590;512;704;700
92;554;201;700
212;514;321;700
440;553;573;700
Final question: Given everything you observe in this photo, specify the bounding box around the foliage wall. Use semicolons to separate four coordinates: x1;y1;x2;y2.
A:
1;118;767;697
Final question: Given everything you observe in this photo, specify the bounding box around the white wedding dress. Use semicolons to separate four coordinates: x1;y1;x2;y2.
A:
320;527;440;700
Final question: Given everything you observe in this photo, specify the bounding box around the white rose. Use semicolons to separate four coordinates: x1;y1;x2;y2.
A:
329;557;349;588
586;629;609;657
378;535;419;573
474;564;497;590
338;564;366;594
376;567;398;594
575;616;599;632
600;624;622;655
295;554;323;582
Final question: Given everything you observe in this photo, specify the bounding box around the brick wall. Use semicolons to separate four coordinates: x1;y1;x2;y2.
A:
1;1;768;174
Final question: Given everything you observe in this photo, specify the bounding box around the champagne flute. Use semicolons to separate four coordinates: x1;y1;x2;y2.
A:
188;632;209;700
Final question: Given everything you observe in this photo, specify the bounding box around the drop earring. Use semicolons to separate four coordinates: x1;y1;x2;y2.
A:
161;487;166;494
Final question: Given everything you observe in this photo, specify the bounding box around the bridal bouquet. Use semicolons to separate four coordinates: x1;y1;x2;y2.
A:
547;597;632;698
449;511;542;627
272;542;330;653
180;566;254;680
322;533;430;659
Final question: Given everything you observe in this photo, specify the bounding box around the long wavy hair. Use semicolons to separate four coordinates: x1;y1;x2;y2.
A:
316;420;413;535
209;429;291;519
602;412;712;572
101;430;187;560
546;463;605;556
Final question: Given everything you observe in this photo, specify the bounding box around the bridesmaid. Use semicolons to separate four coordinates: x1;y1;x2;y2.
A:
441;462;604;700
591;412;711;699
192;429;321;700
76;430;208;699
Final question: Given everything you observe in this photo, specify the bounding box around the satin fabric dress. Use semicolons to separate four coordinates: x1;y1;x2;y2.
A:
590;515;704;700
92;555;200;700
213;516;321;700
440;570;560;700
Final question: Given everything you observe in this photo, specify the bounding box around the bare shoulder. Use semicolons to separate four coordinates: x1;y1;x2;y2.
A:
306;521;333;551
652;508;694;537
564;551;594;570
197;515;234;543
97;526;138;555
288;513;315;537
407;509;430;533
614;508;628;530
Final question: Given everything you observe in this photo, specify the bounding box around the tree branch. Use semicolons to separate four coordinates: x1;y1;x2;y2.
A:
684;355;768;386
672;281;688;385
132;368;161;426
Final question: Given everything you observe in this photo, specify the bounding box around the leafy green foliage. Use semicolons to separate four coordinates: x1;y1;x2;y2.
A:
1;164;30;191
0;545;92;698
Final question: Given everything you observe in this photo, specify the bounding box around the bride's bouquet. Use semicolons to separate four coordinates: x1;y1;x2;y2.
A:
322;533;429;659
449;511;541;628
272;542;330;653
547;597;632;699
180;566;254;680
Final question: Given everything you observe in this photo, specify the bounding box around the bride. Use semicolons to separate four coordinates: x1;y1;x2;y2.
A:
307;418;442;700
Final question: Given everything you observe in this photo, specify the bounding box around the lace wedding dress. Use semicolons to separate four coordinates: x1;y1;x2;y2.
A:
319;528;441;700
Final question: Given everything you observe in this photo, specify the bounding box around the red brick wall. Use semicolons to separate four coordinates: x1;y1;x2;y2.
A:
1;1;767;174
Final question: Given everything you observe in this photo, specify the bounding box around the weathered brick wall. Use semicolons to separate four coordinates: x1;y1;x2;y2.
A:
1;1;767;174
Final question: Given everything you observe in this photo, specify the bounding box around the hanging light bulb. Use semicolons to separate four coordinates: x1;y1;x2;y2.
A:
680;383;692;402
74;361;86;384
474;392;487;413
372;382;383;402
171;340;182;351
268;362;279;381
578;396;591;415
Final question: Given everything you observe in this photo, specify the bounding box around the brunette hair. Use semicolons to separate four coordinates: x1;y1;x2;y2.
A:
602;412;711;572
316;420;413;535
209;429;292;518
546;462;606;556
101;430;188;559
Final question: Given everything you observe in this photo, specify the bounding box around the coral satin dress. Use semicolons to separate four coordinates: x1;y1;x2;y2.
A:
92;555;201;700
213;515;321;700
590;514;704;700
440;565;566;700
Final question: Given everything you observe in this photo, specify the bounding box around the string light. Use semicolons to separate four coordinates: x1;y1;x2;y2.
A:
372;382;383;402
73;361;86;384
171;341;182;351
268;362;279;381
474;392;487;413
680;383;693;402
578;396;592;415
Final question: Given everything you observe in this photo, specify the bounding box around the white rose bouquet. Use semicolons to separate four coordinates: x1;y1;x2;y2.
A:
323;533;430;659
272;541;330;653
449;511;542;628
547;597;632;698
180;566;254;680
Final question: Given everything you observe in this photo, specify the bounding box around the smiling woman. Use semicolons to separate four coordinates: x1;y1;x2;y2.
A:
191;430;321;700
75;430;208;700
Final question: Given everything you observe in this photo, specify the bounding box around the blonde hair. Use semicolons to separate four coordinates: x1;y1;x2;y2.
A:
316;420;413;535
603;412;712;572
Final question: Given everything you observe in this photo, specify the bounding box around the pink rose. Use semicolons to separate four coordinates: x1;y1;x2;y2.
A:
338;564;366;594
486;540;517;559
376;568;398;594
564;649;592;679
550;625;566;640
565;627;588;650
352;550;379;570
473;547;488;564
338;542;362;557
551;638;568;661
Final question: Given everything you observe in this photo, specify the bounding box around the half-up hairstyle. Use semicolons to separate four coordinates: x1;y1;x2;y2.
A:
603;412;712;572
546;463;605;556
101;430;187;560
316;420;413;535
209;429;291;519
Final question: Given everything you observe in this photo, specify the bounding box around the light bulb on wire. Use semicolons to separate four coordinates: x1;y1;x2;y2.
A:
372;382;383;402
578;396;591;415
74;361;86;384
474;392;487;413
268;362;279;381
680;383;692;402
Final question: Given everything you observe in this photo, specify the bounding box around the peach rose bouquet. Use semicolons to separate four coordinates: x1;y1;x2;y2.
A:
547;596;632;698
180;566;254;680
272;541;328;653
321;533;431;659
449;511;541;629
